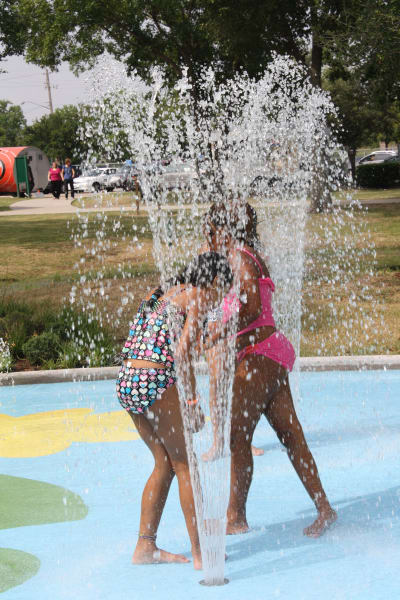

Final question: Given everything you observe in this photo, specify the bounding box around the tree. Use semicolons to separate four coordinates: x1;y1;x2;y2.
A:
20;105;83;161
0;1;349;90
0;100;26;146
325;73;378;179
0;0;28;65
5;0;400;199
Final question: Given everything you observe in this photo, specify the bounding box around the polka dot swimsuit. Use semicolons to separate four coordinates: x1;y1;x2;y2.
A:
121;299;174;367
117;366;176;414
117;296;179;414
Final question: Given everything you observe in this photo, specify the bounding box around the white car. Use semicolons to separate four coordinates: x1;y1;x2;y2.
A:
73;169;110;193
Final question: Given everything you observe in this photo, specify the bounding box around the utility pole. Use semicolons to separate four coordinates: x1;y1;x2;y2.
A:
45;69;54;114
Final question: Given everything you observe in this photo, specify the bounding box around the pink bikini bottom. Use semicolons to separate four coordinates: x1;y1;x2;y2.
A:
236;331;296;372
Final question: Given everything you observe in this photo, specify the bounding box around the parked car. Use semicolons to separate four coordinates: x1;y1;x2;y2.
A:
73;169;110;193
106;167;128;188
383;154;400;163
71;164;82;178
160;162;198;189
120;166;141;191
97;167;126;190
357;151;397;165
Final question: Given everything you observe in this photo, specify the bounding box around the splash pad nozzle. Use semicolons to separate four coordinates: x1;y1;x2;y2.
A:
199;578;229;586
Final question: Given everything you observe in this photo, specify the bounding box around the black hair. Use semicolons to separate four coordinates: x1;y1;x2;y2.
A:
148;252;233;307
170;251;233;289
204;202;260;248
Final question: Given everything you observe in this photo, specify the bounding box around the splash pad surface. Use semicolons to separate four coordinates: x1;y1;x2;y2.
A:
1;369;400;599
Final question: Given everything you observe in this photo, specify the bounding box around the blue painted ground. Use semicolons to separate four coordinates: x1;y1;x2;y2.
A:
1;370;400;600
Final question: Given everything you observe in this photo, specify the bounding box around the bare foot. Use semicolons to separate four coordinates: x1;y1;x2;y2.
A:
133;543;190;565
226;520;250;535
251;445;264;456
303;508;337;538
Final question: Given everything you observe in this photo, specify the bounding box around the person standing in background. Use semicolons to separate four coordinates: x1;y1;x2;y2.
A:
62;158;75;199
48;161;63;199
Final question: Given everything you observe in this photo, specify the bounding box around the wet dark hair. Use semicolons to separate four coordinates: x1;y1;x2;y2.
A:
204;202;259;248
168;251;233;290
149;253;233;305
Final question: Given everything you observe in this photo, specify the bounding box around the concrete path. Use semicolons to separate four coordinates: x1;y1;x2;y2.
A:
0;194;135;216
1;193;400;217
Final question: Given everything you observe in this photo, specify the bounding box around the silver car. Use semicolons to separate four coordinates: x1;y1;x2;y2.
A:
98;167;124;190
161;163;198;190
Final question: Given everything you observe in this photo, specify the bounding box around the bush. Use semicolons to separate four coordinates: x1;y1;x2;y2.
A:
356;162;400;188
0;300;45;360
22;332;61;366
56;338;115;369
0;299;116;369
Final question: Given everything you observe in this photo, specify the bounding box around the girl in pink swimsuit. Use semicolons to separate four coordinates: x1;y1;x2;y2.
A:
204;203;337;538
222;246;296;371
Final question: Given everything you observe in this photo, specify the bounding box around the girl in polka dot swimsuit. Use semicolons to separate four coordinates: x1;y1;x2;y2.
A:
116;252;233;570
116;297;177;414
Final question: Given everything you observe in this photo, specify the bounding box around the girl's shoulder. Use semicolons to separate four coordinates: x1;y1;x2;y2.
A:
234;245;270;278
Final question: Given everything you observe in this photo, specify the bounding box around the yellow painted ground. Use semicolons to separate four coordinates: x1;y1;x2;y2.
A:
0;409;139;458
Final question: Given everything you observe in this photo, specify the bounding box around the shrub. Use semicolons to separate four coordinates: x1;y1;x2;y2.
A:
0;299;116;369
22;332;61;366
56;338;115;369
0;300;45;360
356;162;400;188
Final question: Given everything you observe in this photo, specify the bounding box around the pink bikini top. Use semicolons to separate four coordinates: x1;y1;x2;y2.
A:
222;248;276;336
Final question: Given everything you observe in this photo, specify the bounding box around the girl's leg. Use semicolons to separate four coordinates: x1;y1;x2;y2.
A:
226;355;279;533
227;354;286;534
264;379;337;537
150;385;202;569
130;412;190;564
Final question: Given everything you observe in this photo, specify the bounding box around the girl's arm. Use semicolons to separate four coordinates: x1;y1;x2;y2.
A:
174;288;209;401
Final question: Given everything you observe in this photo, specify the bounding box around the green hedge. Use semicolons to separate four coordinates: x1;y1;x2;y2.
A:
356;161;400;188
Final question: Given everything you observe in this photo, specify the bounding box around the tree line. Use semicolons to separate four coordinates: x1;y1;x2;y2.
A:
1;0;399;174
0;100;133;164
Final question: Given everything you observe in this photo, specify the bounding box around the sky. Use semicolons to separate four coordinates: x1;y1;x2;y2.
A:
0;55;88;124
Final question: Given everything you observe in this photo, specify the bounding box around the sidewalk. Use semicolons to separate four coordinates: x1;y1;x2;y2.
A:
0;194;132;216
1;192;400;217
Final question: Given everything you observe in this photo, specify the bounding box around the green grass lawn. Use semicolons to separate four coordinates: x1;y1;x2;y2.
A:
341;187;400;202
0;202;399;360
71;191;140;209
0;197;26;212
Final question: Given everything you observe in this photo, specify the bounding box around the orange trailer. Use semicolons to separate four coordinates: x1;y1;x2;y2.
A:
0;146;50;195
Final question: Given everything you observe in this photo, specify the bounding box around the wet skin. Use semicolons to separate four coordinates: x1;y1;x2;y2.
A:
206;231;337;537
125;283;226;569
